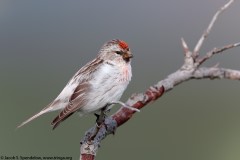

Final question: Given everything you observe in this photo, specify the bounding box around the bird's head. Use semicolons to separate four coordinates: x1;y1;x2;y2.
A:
99;39;133;63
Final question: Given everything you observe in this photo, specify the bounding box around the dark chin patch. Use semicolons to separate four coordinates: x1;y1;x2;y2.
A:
123;57;130;62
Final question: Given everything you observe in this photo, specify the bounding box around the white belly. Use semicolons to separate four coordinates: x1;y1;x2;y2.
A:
79;62;132;115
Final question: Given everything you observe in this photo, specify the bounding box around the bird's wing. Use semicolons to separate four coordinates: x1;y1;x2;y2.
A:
51;82;89;129
51;57;104;129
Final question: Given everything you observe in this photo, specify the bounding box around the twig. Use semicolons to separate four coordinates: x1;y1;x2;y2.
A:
196;42;240;66
193;0;234;58
181;37;191;57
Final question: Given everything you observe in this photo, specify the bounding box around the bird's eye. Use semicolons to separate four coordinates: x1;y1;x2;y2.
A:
115;51;123;55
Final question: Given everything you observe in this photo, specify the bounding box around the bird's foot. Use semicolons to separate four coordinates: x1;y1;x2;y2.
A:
109;101;140;112
91;110;108;140
95;109;108;126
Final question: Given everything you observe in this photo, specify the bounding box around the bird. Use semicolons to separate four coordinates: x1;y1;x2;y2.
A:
17;39;134;129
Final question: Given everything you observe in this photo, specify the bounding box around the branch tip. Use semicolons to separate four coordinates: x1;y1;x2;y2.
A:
181;37;189;53
181;38;192;58
197;42;240;66
193;0;235;55
233;42;240;47
213;62;220;68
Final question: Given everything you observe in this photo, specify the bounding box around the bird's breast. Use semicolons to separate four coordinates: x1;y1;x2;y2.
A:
120;64;132;82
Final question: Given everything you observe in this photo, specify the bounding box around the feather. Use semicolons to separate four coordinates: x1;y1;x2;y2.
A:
16;102;54;129
50;58;104;129
51;83;89;129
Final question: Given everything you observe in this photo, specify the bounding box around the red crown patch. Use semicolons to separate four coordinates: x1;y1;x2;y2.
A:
118;40;129;50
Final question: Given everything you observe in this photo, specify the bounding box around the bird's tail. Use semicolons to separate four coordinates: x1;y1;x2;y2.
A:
17;105;52;129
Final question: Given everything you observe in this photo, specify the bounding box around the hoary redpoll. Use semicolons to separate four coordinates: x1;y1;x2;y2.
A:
17;39;135;129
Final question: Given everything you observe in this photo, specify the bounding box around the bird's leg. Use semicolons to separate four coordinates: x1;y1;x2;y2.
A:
96;105;110;125
90;106;109;140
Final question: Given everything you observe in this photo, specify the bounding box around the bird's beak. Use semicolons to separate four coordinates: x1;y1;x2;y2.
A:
123;51;133;62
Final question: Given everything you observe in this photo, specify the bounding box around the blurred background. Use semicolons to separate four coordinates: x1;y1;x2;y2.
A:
1;0;240;159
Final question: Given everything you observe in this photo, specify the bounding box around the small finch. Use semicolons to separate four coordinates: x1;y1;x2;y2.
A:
17;39;135;129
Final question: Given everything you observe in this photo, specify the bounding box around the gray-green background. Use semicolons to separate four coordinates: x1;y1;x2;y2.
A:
1;0;240;159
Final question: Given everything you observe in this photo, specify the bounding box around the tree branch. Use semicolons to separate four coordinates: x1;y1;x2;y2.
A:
193;0;235;58
193;67;240;80
196;42;240;65
80;0;239;159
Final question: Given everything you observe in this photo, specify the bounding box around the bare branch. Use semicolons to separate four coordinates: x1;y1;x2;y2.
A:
80;65;240;160
80;86;165;160
196;42;240;66
193;0;234;57
79;1;239;159
193;67;240;80
181;37;191;56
